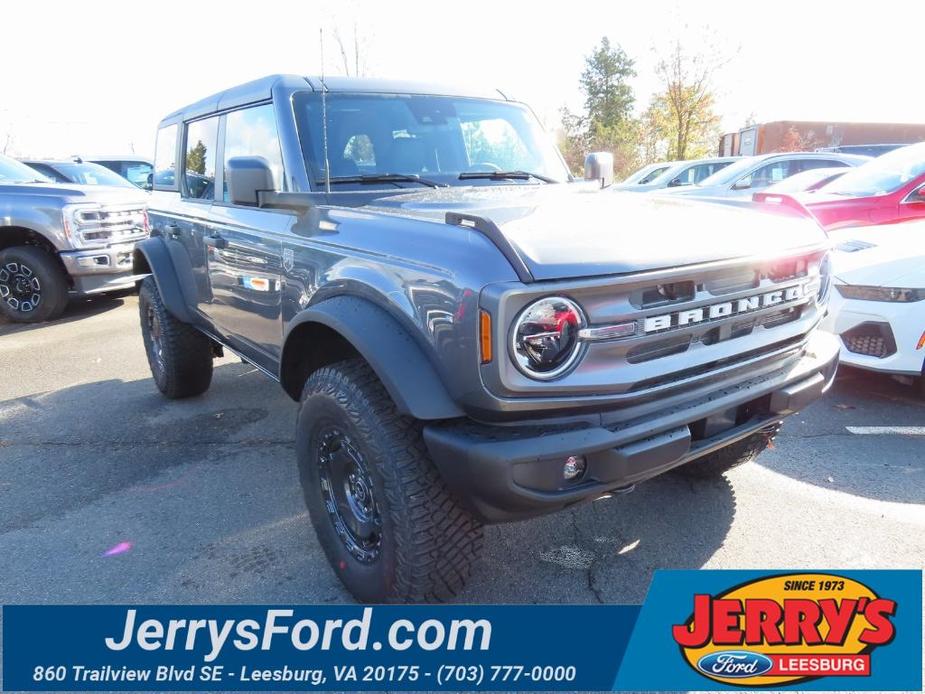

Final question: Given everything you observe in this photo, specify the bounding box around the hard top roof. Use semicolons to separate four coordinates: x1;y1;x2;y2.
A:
159;74;511;124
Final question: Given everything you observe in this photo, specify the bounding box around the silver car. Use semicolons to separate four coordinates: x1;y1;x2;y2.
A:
613;157;739;192
659;152;871;198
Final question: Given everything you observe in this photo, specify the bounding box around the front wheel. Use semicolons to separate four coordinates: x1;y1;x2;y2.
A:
0;246;68;323
138;276;213;399
296;359;483;603
674;423;782;478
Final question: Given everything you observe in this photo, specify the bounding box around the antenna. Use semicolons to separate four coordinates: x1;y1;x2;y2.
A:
320;27;331;195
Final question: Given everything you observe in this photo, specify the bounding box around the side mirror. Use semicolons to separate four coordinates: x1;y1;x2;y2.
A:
667;178;682;188
226;156;275;206
584;152;614;188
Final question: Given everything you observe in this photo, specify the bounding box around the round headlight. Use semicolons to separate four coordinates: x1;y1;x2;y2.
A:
511;296;586;379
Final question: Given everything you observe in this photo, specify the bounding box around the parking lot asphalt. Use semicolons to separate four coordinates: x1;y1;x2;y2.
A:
0;296;923;607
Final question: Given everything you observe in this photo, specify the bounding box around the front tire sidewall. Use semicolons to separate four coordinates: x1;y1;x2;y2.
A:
0;247;68;323
297;394;399;602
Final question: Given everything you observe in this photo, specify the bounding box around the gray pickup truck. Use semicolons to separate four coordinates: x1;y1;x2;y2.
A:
0;154;149;322
136;75;839;602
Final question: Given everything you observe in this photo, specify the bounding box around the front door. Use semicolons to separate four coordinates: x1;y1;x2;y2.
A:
191;102;293;373
197;206;294;372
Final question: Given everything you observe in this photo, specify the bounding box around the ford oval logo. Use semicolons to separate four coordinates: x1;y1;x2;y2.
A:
697;650;774;678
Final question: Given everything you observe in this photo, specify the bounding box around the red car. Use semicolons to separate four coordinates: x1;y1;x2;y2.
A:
755;142;925;231
752;142;925;231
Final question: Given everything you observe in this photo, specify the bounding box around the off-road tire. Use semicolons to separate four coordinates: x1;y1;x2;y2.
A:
674;423;782;479
0;246;68;323
138;276;213;399
296;358;483;603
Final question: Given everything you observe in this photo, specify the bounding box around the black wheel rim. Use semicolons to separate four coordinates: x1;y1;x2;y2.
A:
317;427;382;563
0;262;42;314
145;303;166;373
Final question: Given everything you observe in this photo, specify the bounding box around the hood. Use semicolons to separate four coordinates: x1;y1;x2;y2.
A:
363;184;827;281
829;222;925;287
0;182;147;206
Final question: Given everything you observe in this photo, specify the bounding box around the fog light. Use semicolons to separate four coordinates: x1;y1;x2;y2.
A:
563;455;586;480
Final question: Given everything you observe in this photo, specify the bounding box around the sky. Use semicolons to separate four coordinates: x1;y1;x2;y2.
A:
3;0;922;159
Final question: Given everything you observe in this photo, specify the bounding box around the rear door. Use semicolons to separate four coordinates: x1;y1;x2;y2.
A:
195;103;293;372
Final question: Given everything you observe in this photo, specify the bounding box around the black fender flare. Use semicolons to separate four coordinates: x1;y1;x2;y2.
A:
282;295;464;421
132;237;195;323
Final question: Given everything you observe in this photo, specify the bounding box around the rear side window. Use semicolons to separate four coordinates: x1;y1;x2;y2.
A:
223;104;284;202
153;124;178;191
184;117;219;200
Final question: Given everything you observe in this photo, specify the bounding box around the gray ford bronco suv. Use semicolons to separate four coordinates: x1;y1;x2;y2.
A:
137;75;839;602
0;154;148;322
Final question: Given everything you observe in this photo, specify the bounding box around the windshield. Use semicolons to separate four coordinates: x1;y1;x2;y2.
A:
818;143;925;197
293;92;570;189
695;156;759;187
53;162;134;187
0;155;52;184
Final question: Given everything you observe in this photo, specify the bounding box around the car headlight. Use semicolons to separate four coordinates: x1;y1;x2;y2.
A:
511;296;586;379
835;285;924;302
62;204;147;249
816;252;832;305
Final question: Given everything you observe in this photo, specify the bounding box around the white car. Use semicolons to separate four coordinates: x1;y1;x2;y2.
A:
822;222;925;395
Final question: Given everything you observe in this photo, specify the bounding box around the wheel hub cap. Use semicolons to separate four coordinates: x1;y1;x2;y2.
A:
0;262;42;313
317;428;382;563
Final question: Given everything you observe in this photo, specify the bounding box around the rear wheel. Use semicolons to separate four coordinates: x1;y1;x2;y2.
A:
674;423;782;478
297;359;483;603
138;276;213;398
0;246;68;323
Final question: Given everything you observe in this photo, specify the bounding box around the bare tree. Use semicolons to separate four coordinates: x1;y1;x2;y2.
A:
651;39;725;160
1;132;13;156
332;21;367;77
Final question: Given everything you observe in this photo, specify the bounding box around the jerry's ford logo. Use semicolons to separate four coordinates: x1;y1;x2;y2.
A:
643;283;812;334
697;651;773;678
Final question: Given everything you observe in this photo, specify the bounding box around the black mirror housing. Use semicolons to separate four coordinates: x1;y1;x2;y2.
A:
226;156;276;206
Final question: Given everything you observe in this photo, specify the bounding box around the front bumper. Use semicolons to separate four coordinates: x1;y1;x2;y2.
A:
59;243;146;295
424;330;839;523
821;288;925;376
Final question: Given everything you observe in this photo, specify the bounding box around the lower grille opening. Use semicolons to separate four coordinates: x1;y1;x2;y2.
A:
841;322;897;358
628;334;806;393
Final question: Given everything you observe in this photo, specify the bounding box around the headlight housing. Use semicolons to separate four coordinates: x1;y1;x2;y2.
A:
62;204;148;249
836;285;924;302
510;296;586;379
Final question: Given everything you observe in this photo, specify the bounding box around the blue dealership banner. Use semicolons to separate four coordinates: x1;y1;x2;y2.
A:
1;570;920;691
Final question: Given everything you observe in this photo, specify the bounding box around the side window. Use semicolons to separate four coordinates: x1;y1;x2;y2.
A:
801;159;849;172
184;117;219;200
223;104;284;203
153;124;178;190
737;160;792;190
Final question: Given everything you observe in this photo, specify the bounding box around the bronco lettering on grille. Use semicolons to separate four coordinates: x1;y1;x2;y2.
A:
643;284;808;334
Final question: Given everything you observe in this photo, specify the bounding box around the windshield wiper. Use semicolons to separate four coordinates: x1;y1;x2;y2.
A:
316;173;446;189
458;170;557;184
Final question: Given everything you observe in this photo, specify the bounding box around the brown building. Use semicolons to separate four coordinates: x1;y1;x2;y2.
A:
719;121;925;156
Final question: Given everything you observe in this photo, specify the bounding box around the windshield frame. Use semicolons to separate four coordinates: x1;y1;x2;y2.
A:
291;91;571;192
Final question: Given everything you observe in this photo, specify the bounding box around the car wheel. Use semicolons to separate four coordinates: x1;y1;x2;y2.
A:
138;276;213;399
296;358;483;603
0;246;68;323
673;423;782;478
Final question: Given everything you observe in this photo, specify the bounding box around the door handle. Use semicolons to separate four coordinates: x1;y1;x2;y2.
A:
164;223;181;240
204;233;228;249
